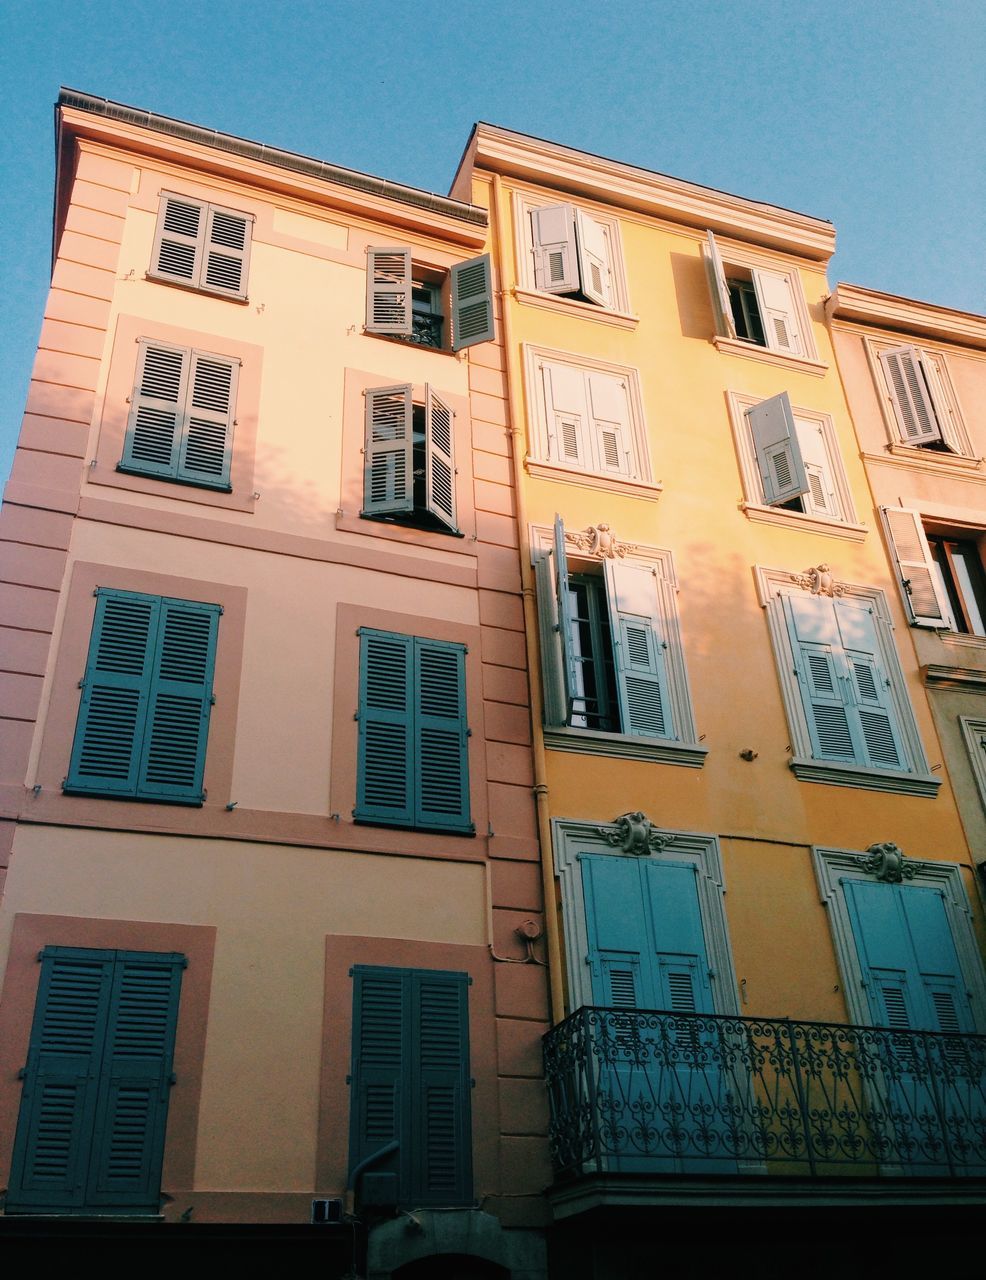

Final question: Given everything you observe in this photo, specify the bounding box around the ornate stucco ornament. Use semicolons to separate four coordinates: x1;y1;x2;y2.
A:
790;563;847;597
854;841;915;883
598;812;675;856
566;523;635;559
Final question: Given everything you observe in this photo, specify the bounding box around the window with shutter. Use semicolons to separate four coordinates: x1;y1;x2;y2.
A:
6;946;184;1215
705;231;816;361
121;341;238;490
882;507;986;636
349;965;472;1208
361;384;459;534
365;248;494;352
518;196;630;314
64;589;220;805
354;629;472;833
150;193;252;299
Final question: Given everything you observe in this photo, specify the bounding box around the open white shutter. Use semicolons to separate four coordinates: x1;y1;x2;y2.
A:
604;558;672;740
746;393;809;506
753;269;802;355
574;210;609;306
553;515;579;719
366;248;412;334
704;231;736;339
586;371;632;476
880;507;954;628
531;205;579;295
363;385;414;515
794;417;837;517
542;363;590;467
879;347;942;445
424;386;456;531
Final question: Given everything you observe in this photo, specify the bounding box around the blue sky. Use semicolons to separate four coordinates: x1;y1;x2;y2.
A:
1;0;984;485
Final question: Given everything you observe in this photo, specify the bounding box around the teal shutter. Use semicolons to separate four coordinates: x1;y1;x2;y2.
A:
7;947;183;1215
604;558;673;739
424;386;457;530
349;967;472;1207
414;638;471;832
553;515;579;720
746;392;809;506
581;853;654;1008
363;385;414;516
356;630;415;825
450;254;495;350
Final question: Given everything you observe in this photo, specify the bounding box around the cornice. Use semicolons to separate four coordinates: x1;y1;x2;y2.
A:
827;283;986;351
456;123;836;261
56;89;488;247
922;664;986;693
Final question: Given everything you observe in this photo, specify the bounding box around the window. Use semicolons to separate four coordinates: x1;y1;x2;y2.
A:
959;716;986;816
64;589;220;805
6;946;184;1215
120;340;239;491
364;247;494;351
354;629;472;833
362;384;458;534
881;507;986;635
529;203;612;306
524;347;656;492
756;566;938;795
533;518;704;766
728;390;860;532
150;192;252;299
348;965;472;1208
705;231;817;362
877;345;970;454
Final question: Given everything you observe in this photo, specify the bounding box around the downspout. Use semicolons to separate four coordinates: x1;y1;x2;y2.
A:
489;172;565;1024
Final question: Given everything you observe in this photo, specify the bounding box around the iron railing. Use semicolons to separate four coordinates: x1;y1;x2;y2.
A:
543;1007;986;1179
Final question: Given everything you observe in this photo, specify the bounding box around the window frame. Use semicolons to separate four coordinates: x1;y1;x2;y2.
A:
726;389;865;539
531;520;705;766
880;506;986;638
959;716;986;817
149;191;254;301
361;383;460;535
866;338;975;458
755;564;938;796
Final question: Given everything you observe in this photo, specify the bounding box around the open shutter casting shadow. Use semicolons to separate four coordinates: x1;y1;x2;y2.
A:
880;506;954;628
705;230;737;339
531;203;579;294
366;248;412;334
574;208;609;306
7;947;184;1215
879;347;942;445
553;515;579;721
363;385;414;516
424;386;457;530
450;254;494;350
746;392;809;506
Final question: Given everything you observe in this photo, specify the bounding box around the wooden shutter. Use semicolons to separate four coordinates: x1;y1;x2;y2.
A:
122;343;189;480
581;854;654;1008
704;231;737;339
366;247;412;334
587;371;632;476
414;639;471;832
553;515;579;721
202;206;251;298
543;363;590;467
753;269;802;355
410;970;472;1205
424;386;456;530
66;591;159;796
363;385;414;515
531;204;579;294
880;507;953;628
177;352;237;488
899;887;975;1034
151;195;206;285
784;595;857;762
604;558;672;739
355;630;415;825
348;966;404;1204
746;393;810;506
137;598;220;802
574;209;609;306
834;599;906;771
533;550;567;727
879;347;942;445
794;416;837;517
450;254;494;349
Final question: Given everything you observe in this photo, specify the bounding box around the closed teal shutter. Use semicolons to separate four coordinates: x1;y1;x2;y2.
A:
355;630;415;826
450;254;494;350
348;967;404;1205
7;947;183;1215
414;639;471;832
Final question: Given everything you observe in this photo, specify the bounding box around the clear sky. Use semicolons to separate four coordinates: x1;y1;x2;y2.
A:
1;0;984;486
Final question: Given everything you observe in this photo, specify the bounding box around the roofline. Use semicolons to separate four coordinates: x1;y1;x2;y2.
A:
451;122;836;261
56;88;488;228
827;282;986;351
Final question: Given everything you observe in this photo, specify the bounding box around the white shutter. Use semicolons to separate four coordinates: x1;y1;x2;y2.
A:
531;205;579;295
879;347;942;446
543;363;590;467
917;351;963;453
753;269;802;355
834;600;906;770
202;207;251;298
880;507;954;628
794;416;837;517
424;386;456;531
574;209;609;306
366;248;412;334
604;558;672;740
152;195;206;285
553;515;579;719
363;385;414;515
586;371;632;476
746;393;809;506
704;231;736;339
533;550;567;727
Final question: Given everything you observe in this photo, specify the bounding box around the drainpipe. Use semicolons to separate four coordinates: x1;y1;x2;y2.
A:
489;172;564;1024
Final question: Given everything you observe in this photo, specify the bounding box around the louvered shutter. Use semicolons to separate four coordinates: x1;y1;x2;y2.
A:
899;887;975;1034
531;204;579;294
355;630;414;826
543;363;590;467
122;343;189;480
553;515;579;721
363;385;414;515
348;967;404;1204
66;591;159;796
879;347;942;445
834;599;906;771
177;352;237;489
366;247;412;334
414;639;471;832
424;386;457;530
641;861;717;1014
746;393;809;506
880;506;954;628
533;550;567;727
410;970;472;1205
704;231;737;339
784;595;857;763
916;351;963;452
753;269;802;355
450;254;494;350
574;209;609;306
202;206;251;298
587;371;632;475
137;598;220;802
605;558;673;740
794;416;837;517
581;854;655;1008
151;195;206;286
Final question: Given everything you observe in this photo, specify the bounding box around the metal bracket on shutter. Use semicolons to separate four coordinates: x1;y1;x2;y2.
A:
168;1073;177;1085
17;1066;27;1079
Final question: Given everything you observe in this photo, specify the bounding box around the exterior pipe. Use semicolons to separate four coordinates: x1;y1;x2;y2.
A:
343;1138;400;1218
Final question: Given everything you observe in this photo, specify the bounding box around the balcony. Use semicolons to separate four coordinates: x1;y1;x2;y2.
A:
544;1007;986;1183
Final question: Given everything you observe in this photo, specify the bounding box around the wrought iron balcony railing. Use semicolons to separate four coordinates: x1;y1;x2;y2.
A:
543;1007;986;1180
